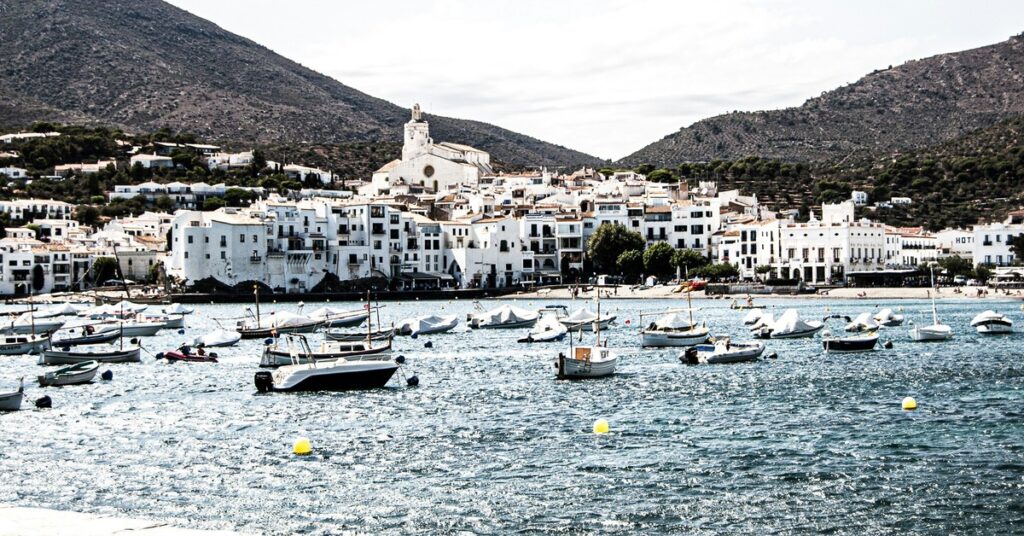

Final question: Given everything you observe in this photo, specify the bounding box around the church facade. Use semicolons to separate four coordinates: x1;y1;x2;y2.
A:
365;104;493;195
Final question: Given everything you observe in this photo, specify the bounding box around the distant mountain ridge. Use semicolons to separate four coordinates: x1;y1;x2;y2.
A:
0;0;600;166
621;33;1024;166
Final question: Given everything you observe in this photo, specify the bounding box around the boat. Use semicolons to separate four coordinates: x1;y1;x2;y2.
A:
159;346;218;363
115;319;165;337
518;313;568;343
0;334;51;355
640;290;709;347
395;314;459;336
140;313;185;329
555;295;616;379
162;303;195;315
874;308;905;327
970;310;1014;334
468;304;538;329
749;313;775;338
37;360;99;386
254;335;399;392
0;378;24;411
38;346;142;365
767;309;824;339
823;331;879;353
306;306;372;328
559;307;616;332
730;297;765;310
909;266;953;342
325;327;394;342
260;339;392;367
192;329;242;347
51;325;122;347
845;312;879;333
237;311;322;339
0;312;64;335
742;309;764;325
681;339;765;364
35;303;86;317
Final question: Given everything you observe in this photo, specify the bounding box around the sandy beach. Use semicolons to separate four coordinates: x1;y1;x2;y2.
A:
511;285;1024;301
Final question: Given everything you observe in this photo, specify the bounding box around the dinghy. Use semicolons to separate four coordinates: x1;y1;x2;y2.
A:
518;315;567;343
873;308;905;327
970;310;1013;334
159;346;218;363
38;346;142;365
192;329;242;348
0;378;24;411
681;339;765;364
468;305;538;329
37;360;99;386
395;314;458;336
0;334;51;355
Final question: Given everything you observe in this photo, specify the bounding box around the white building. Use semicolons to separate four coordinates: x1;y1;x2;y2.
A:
130;154;174;169
0;166;29;180
935;228;974;260
851;190;868;206
774;202;885;283
0;199;73;221
972;222;1024;266
54;160;116;176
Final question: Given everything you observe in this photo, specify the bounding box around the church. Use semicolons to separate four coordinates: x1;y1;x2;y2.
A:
364;104;493;195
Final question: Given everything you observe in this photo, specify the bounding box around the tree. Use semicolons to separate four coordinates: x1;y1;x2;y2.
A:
587;224;645;274
974;265;992;284
224;188;253;207
671;249;709;276
695;262;739;282
939;255;973;278
32;264;45;292
755;265;773;281
643;242;675;278
155;195;175;211
202;197;226;211
634;163;655;175
616;249;644;283
76;206;101;226
90;257;118;285
647;169;674;183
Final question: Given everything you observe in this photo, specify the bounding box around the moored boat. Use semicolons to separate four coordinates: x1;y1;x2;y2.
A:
51;325;122;347
555;295;616;379
874;308;905;327
909;267;953;342
768;309;824;339
37;360;99;386
0;334;51;355
970;310;1013;334
162;303;195;315
559;307;616;332
468;304;538;329
0;378;24;411
260;338;392;367
38;346;142;365
681;339;765;364
518;314;567;343
845;312;879;333
395;314;458;336
325;327;394;342
641;293;709;347
193;329;242;347
254;335;400;392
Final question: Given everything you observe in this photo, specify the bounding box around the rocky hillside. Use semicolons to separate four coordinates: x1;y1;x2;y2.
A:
0;0;599;167
622;33;1024;166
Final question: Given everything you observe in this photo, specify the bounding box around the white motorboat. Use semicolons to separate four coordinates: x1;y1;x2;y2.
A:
0;312;64;335
260;338;392;367
0;334;51;355
0;378;24;411
254;336;399;392
874;308;905;327
768;309;824;339
555;295;616;379
970;310;1013;334
559;307;616;332
395;314;459;336
640;304;710;347
193;329;242;348
37;360;99;386
140;313;185;329
823;331;879;353
845;312;880;333
518;314;567;343
162;303;195;315
468;304;538;329
742;309;763;325
681;339;765;364
909;267;953;342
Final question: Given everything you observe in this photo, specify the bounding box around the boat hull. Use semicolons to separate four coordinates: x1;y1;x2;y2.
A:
320;313;368;328
469;318;537;329
770;325;824;339
974;321;1013;334
117;323;164;337
325;328;394;342
823;335;878;353
39;347;142;365
257;361;399;392
641;328;710;347
909;326;953;341
38;361;99;386
52;329;121;347
238;321;321;339
0;392;23;411
0;336;51;355
0;320;65;335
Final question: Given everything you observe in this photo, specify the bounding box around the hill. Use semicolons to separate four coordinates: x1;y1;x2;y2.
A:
622;33;1024;166
0;0;599;167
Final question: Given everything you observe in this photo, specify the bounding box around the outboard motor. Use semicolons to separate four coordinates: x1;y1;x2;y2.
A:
101;370;114;381
254;371;274;393
35;395;52;409
682;347;699;365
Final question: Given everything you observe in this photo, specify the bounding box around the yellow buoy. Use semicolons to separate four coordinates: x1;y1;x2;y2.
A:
902;397;917;411
593;419;610;434
293;437;312;456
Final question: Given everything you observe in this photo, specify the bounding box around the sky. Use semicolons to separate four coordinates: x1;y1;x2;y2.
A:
166;0;1024;160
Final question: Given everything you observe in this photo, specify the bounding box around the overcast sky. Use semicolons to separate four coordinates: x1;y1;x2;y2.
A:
167;0;1024;160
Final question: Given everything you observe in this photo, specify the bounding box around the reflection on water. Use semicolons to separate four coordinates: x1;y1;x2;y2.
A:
1;297;1023;534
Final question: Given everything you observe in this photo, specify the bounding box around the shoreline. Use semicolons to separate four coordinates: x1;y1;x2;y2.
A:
508;285;1024;301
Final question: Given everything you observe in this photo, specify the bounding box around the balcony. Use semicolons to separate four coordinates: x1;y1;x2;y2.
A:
250;255;262;263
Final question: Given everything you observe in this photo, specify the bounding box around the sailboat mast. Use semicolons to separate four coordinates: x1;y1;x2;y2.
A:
930;265;939;325
254;284;261;329
366;290;372;343
29;289;36;338
687;288;694;327
595;292;601;347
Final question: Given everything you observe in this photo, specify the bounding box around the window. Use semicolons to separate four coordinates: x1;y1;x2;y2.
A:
184;252;189;259
220;251;226;259
240;235;245;243
187;236;193;244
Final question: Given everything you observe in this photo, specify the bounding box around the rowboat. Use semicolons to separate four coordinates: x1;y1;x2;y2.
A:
51;325;122;347
38;346;142;365
0;334;51;355
37;360;99;386
0;378;24;411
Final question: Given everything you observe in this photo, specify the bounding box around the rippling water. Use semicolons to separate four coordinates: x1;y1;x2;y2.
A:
2;296;1024;534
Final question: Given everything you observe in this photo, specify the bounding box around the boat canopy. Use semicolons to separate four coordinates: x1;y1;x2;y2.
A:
194;329;241;347
653;312;695;330
771;309;820;336
475;305;538;325
742;309;763;324
306;306;353;320
268;311;318;328
874;308;901;322
163;303;194;315
846;312;879;331
397;314;457;335
970;310;1011;326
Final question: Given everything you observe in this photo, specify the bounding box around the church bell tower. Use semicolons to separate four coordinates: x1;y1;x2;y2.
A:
403;103;431;160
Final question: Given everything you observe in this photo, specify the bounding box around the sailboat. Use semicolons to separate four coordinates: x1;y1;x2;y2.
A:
39;302;142;364
0;294;51;355
555;294;617;379
236;285;321;339
639;289;709;347
909;265;953;342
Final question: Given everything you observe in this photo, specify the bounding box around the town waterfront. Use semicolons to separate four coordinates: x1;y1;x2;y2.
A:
1;297;1023;534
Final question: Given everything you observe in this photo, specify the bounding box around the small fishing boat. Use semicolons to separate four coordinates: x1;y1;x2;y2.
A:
555;295;616;379
0;334;51;355
325;327;394;342
0;378;24;411
823;331;879;353
767;309;824;339
237;311;322;339
641;291;709;347
260;338;391;367
254;336;400;392
518;314;567;343
38;345;142;365
395;314;458;336
909;266;953;342
468;304;538;329
845;312;879;333
37;360;99;386
115;320;165;337
51;325;122;347
874;308;905;327
192;329;242;347
0;313;64;335
162;303;195;315
970;310;1013;334
681;339;765;364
